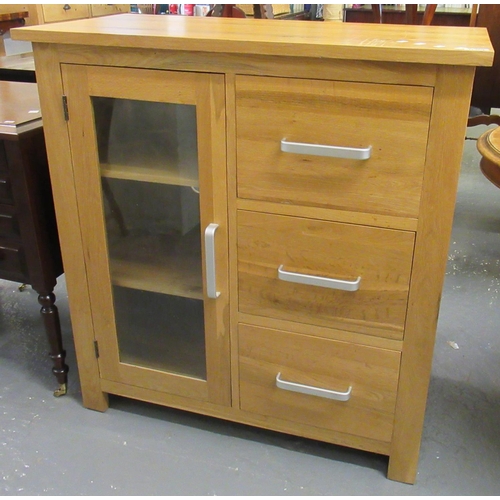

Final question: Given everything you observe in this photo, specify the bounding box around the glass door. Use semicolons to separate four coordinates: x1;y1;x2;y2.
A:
62;65;230;405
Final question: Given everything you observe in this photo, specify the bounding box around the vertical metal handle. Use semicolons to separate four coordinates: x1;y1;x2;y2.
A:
278;265;361;292
204;223;220;299
281;139;371;160
276;373;352;401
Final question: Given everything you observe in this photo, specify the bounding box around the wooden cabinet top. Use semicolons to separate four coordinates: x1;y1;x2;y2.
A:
12;13;493;67
0;80;41;136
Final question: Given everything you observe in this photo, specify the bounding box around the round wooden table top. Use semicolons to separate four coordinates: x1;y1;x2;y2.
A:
476;126;500;189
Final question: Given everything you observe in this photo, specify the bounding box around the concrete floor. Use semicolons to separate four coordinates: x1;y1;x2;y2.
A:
1;126;500;495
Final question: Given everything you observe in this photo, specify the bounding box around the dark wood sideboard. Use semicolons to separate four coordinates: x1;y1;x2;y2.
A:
0;80;67;396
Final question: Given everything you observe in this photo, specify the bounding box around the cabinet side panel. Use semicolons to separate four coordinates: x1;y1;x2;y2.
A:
32;43;108;411
388;65;475;484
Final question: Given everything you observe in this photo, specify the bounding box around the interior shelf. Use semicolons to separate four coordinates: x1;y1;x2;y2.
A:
107;228;203;300
101;162;199;187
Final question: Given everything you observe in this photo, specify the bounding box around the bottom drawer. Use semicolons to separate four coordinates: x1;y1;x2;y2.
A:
239;324;401;443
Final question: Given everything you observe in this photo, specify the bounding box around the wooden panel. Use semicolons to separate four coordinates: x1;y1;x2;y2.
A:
388;66;476;484
100;377;391;455
40;4;90;24
236;75;432;218
11;15;494;66
44;45;439;87
0;241;27;280
0;80;41;129
0;206;19;236
31;44;109;412
239;324;401;443
236;198;418;232
90;5;130;17
237;210;415;340
0;176;13;204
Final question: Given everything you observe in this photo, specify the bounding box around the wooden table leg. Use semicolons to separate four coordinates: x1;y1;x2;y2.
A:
37;289;68;397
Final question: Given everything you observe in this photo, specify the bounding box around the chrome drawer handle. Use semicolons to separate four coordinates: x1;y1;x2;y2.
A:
278;265;361;292
276;373;352;402
204;223;220;299
281;139;371;160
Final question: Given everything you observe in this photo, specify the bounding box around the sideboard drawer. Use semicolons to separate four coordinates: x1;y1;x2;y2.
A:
0;176;14;205
0;206;19;236
235;75;432;218
239;324;400;443
238;210;415;340
0;241;27;281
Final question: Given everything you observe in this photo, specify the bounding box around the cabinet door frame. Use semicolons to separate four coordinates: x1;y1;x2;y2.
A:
62;64;230;406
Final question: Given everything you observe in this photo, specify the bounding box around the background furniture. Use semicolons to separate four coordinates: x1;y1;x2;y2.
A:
27;4;130;25
477;126;500;189
0;6;28;56
0;80;66;396
344;4;472;26
469;5;500;122
371;4;437;25
13;14;493;484
0;52;35;82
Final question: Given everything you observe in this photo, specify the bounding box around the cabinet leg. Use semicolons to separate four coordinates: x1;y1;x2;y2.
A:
37;291;69;397
387;453;418;484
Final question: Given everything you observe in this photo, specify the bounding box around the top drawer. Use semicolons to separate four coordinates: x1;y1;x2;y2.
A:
235;76;433;218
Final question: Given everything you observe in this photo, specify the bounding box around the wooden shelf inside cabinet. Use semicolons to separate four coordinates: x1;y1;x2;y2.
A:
108;230;203;300
101;163;198;188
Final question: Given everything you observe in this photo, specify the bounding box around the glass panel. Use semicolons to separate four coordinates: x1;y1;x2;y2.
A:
92;97;206;379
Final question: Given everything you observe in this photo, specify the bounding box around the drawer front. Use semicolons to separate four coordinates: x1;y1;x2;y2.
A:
0;242;27;281
0;177;13;205
90;4;130;17
41;4;90;23
235;75;433;218
238;211;415;340
0;206;19;237
239;324;400;443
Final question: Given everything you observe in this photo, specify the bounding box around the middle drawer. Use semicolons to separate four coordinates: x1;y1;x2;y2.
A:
237;211;415;340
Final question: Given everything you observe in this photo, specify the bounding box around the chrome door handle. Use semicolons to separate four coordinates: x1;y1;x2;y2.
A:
204;223;220;299
281;139;371;160
278;265;361;292
276;373;352;401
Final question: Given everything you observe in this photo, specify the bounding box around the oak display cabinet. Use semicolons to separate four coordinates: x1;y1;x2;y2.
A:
13;15;493;484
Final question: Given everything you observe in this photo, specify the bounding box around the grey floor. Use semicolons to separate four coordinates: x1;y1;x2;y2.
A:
1;125;500;495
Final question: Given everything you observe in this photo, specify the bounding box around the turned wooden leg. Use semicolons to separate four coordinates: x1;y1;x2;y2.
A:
37;291;69;397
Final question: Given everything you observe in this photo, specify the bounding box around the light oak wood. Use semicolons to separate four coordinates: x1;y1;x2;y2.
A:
31;44;108;412
101;163;198;187
226;72;241;405
19;15;492;484
28;4;129;25
388;65;476;484
37;44;441;87
90;5;130;18
100;377;392;455
12;14;493;66
238;210;415;340
237;313;404;352
31;5;90;24
236;75;432;218
236;198;419;232
239;324;400;443
62;64;231;405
